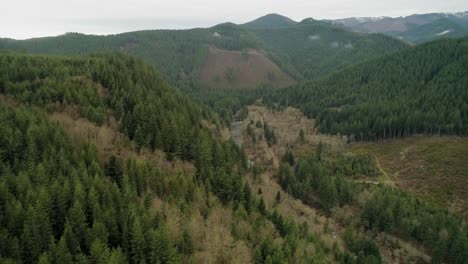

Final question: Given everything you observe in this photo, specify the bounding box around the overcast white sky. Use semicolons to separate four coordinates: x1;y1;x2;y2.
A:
2;0;468;39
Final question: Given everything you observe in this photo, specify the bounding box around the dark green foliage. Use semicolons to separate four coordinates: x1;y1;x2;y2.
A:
360;187;468;263
267;37;468;140
178;228;194;255
0;53;251;263
0;104;187;263
105;155;123;188
275;191;281;204
277;153;375;210
192;87;271;125
243;14;298;30
0;52;248;206
282;150;295;166
0;52;202;158
258;197;266;215
343;227;382;263
249;19;407;80
247;124;256;143
263;122;277;146
334;154;378;177
352;240;382;264
242;183;253;213
256;120;263;128
298;129;305;143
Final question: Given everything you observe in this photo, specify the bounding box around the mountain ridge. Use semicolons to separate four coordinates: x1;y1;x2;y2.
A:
329;11;468;43
243;13;297;29
0;17;407;90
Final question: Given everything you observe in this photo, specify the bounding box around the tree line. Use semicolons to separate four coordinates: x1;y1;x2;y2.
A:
263;37;468;141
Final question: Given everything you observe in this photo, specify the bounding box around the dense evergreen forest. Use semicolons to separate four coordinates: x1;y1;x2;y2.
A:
387;18;468;44
247;18;408;80
0;102;339;263
0;103;181;263
264;36;468;141
0;52;352;263
0;51;258;205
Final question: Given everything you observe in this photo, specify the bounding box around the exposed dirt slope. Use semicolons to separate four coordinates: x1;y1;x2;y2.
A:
199;47;296;90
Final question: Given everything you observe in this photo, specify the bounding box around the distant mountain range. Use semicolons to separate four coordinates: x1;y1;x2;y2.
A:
0;14;407;90
241;12;468;44
328;11;468;43
1;11;466;91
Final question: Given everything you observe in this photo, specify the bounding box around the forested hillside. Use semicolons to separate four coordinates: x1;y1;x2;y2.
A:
265;36;468;141
2;12;468;264
387;18;468;44
247;17;408;80
331;12;468;44
243;13;297;29
0;23;262;91
0;16;408;91
0;52;352;263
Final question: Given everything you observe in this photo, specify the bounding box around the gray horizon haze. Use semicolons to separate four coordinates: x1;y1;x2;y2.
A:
2;0;468;39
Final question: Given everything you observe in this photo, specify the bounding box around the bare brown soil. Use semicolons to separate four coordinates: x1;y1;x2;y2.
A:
199;47;296;90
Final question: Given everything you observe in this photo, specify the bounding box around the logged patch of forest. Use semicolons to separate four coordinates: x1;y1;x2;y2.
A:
264;37;468;140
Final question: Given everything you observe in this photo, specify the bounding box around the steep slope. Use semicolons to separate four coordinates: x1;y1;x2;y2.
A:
265;36;468;140
199;47;295;90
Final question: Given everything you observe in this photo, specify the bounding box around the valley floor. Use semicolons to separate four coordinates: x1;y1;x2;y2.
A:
230;104;468;263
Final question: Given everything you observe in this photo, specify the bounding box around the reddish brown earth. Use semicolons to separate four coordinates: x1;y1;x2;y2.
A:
199;47;296;90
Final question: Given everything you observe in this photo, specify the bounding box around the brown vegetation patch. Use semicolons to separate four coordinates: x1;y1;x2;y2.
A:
234;105;436;262
238;105;346;170
247;171;344;253
348;136;468;216
199;47;296;90
49;111;195;176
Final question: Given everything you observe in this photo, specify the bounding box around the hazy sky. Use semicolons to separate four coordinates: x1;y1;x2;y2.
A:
2;0;468;39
